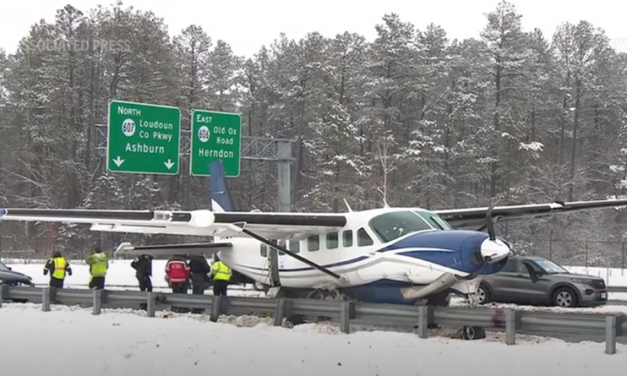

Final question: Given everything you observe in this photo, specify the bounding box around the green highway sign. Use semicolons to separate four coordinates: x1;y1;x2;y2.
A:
190;110;242;177
107;100;181;175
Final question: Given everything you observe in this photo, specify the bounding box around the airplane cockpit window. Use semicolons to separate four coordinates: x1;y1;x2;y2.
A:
368;211;434;243
357;228;373;247
289;240;300;253
414;211;453;230
307;235;320;252
326;232;339;249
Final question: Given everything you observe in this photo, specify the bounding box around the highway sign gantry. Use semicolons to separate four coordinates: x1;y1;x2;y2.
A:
107;100;181;175
190;109;242;177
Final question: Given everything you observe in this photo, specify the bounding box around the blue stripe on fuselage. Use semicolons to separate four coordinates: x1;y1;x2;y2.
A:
237;230;497;274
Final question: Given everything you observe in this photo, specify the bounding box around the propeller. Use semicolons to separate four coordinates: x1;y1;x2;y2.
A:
485;200;496;241
476;199;498;240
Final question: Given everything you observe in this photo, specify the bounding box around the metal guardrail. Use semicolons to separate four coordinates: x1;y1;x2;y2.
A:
609;286;627;293
0;286;625;355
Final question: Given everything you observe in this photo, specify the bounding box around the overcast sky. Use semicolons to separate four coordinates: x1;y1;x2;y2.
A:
1;0;626;57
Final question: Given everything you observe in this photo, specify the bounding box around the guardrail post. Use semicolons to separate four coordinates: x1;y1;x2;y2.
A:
42;287;51;312
417;306;429;339
146;292;156;318
339;301;355;334
210;296;222;322
605;316;617;355
273;299;293;326
92;289;102;315
505;309;517;345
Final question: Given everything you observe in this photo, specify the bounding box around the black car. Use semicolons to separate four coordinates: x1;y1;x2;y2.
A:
0;261;34;303
0;260;33;286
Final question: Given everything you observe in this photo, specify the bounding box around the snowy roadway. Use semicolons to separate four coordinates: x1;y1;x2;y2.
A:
0;302;626;376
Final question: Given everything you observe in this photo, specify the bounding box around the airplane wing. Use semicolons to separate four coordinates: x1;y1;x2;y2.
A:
433;199;627;229
0;208;346;239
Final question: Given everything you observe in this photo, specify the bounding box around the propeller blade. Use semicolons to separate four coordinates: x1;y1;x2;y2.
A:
486;201;496;241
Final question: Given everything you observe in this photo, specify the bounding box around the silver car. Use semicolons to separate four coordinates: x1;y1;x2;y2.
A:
477;255;607;307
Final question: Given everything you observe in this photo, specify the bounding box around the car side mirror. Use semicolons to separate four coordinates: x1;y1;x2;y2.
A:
521;261;539;283
7;267;11;271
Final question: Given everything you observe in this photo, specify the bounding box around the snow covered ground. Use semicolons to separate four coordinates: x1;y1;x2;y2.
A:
0;303;625;376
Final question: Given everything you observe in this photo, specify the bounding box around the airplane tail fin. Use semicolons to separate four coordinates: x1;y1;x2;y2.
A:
210;160;233;245
210;160;233;213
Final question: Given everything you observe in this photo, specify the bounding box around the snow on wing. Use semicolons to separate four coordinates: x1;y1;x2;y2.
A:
434;199;627;228
0;208;347;239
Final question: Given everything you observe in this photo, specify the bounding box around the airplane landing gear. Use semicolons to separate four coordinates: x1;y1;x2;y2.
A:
465;292;480;308
448;293;486;340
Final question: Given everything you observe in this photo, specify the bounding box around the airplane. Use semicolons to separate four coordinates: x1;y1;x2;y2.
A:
1;161;627;307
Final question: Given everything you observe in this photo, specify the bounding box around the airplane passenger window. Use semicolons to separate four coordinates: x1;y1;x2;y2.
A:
357;228;373;247
289;240;300;253
343;230;353;247
368;211;433;243
260;244;268;258
326;232;339;249
307;235;320;252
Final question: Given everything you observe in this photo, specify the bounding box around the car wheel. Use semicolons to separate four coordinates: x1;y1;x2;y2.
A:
552;287;578;307
477;284;491;304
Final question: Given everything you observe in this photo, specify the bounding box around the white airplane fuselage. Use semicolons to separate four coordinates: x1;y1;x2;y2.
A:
216;207;511;305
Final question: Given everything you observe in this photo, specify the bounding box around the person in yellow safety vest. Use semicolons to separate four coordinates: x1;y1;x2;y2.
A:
86;246;109;290
211;256;232;296
43;251;72;289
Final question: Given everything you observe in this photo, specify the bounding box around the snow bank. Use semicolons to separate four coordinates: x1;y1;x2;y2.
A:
6;260;171;287
0;303;625;376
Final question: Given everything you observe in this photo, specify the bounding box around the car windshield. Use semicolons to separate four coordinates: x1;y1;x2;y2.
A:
368;210;435;243
533;259;568;274
0;261;9;271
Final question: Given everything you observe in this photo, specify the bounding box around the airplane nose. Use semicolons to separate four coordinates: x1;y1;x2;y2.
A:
480;237;510;262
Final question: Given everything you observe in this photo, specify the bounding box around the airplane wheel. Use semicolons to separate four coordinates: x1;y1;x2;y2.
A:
462;326;486;340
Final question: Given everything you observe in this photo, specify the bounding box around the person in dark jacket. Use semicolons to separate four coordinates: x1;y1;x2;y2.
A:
188;254;211;314
188;254;210;295
131;254;153;292
43;251;72;289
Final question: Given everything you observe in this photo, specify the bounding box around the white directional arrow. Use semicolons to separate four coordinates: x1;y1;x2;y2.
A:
113;156;124;167
164;159;175;169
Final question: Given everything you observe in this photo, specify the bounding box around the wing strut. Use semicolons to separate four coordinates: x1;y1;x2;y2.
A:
239;228;341;280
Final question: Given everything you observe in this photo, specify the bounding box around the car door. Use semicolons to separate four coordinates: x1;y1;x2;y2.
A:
506;260;552;303
483;259;520;302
